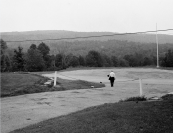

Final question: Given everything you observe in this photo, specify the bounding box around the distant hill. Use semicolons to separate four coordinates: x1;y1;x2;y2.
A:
1;30;173;44
1;30;173;57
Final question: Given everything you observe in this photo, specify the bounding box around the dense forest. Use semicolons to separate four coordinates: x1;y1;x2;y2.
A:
1;30;173;55
1;30;173;72
1;38;173;72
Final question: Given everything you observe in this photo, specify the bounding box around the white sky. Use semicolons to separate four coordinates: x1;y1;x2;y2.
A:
0;0;173;33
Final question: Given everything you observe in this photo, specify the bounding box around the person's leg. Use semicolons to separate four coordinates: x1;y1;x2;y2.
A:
110;80;112;87
111;80;113;87
112;80;114;87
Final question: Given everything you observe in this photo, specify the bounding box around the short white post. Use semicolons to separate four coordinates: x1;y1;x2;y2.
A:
54;71;57;86
139;78;143;96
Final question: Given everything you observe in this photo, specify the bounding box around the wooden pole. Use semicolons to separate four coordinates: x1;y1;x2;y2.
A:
156;23;159;68
139;78;143;96
54;71;57;86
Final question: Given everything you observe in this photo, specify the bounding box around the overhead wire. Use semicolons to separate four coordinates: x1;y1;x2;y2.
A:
4;28;173;43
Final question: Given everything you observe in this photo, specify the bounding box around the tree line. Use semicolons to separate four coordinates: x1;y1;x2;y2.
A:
1;39;173;72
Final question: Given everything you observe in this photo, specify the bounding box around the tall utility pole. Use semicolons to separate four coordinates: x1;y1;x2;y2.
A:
156;23;159;68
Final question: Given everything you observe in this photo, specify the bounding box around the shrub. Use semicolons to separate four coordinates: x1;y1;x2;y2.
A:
119;96;147;102
161;94;173;100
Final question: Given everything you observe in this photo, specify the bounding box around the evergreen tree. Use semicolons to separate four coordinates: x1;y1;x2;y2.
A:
55;53;63;69
0;39;11;72
25;47;45;72
1;54;11;72
55;52;69;69
12;46;25;71
37;42;51;69
1;39;8;55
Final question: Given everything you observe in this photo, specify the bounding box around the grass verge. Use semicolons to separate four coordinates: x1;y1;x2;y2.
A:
1;72;105;97
10;95;173;133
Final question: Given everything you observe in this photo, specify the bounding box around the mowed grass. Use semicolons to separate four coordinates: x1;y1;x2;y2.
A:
1;73;105;97
1;73;48;97
11;97;173;133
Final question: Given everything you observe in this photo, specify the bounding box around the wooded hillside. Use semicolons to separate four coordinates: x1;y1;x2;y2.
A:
1;30;173;57
1;30;173;44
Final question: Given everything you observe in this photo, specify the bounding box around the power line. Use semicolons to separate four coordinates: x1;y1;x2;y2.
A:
4;28;173;43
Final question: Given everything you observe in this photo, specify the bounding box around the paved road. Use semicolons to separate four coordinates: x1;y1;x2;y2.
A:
1;68;173;133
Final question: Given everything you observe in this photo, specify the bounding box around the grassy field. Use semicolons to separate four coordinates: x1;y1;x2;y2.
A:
10;95;173;133
1;72;105;97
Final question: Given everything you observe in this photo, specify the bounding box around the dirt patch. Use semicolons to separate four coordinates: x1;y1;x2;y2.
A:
37;102;52;106
56;96;65;98
77;97;87;98
71;91;81;93
102;93;114;96
31;98;47;101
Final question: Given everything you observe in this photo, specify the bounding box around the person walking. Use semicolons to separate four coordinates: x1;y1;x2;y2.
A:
108;71;116;87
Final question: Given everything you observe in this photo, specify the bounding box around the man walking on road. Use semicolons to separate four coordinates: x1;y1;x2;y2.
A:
108;71;116;87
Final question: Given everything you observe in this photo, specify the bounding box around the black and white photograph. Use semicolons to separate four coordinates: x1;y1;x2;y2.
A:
0;0;173;133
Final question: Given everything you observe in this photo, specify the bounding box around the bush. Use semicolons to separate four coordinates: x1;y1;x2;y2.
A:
119;96;147;102
161;94;173;100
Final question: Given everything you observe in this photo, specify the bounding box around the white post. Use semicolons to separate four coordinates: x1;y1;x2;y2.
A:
156;23;159;68
54;71;57;86
139;78;143;96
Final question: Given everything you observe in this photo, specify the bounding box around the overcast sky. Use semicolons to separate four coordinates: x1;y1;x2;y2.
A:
0;0;173;34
